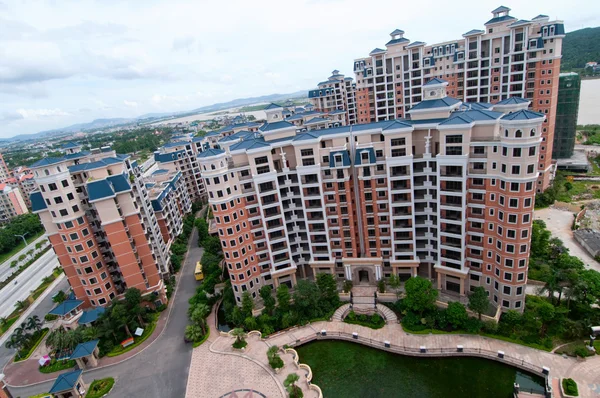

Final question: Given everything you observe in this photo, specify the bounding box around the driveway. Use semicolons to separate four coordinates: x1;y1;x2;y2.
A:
8;227;204;398
535;207;600;271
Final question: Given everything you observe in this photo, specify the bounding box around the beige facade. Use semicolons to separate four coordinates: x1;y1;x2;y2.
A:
309;70;357;125
198;83;541;312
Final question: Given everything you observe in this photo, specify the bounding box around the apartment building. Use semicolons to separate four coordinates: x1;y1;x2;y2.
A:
309;70;357;125
29;144;170;308
15;174;35;209
352;6;563;191
0;153;11;182
197;82;543;312
153;133;208;202
0;183;28;223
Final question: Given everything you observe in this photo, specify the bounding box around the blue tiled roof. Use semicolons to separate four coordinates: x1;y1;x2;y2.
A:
424;78;448;86
355;147;376;165
491;5;511;13
152;169;169;176
197;148;225;158
286;113;305;121
409;97;461;111
485;15;516;25
329;150;351;167
495;97;530;105
406;41;426;48
191;136;205;143
49;370;83;393
70;340;99;359
67;157;123;173
154;150;185;163
205;131;220;137
463;102;492;110
77;307;105;325
259;121;295;132
440;109;503;126
390;29;405;35
501;110;545;121
328;110;346;115
369;48;386;55
508;19;531;27
532;14;548;19
386;37;409;46
305;117;329;125
264;103;283;110
230;137;271;152
463;29;484;36
30;191;47;212
48;300;83;316
87;174;131;202
60;142;81;149
30;157;66;168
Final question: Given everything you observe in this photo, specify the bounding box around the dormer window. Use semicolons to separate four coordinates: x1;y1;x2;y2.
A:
549;26;555;36
433;48;438;57
542;26;548;36
451;44;455;53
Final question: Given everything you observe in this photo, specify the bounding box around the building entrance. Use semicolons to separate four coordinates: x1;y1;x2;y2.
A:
358;270;370;284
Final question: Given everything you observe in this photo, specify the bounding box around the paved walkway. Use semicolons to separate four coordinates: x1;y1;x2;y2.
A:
332;303;397;323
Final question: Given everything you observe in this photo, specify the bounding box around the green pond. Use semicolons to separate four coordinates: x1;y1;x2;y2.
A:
295;341;545;398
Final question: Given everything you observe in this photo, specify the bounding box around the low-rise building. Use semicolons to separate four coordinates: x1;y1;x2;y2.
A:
0;183;28;223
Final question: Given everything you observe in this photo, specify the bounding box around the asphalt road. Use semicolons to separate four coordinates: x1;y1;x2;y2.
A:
0;277;69;371
0;235;48;283
9;227;204;398
0;250;59;319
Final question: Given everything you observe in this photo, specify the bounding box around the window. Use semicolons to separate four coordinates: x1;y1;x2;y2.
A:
61;180;69;188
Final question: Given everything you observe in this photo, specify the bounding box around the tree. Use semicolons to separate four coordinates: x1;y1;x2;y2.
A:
25;315;42;332
196;219;209;245
446;302;468;329
388;275;401;298
53;290;67;304
124;288;146;326
404;277;438;316
231;328;247;349
14;300;26;312
81;326;99;341
185;325;204;342
276;284;291;312
316;273;339;312
284;373;303;398
241;291;254;320
259;286;276;315
0;317;6;328
110;304;133;337
292;280;321;322
468;287;489;320
190;303;210;335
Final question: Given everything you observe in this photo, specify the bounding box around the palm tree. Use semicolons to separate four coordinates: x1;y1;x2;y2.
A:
26;316;42;332
14;300;26;312
81;326;99;341
184;325;203;342
111;304;132;337
52;291;67;304
190;304;210;335
0;317;7;329
284;373;302;398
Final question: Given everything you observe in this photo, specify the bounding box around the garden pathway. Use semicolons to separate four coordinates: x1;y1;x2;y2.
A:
331;303;397;324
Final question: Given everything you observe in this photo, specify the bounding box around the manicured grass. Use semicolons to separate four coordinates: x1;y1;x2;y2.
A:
106;319;157;357
86;377;115;398
31;268;63;300
555;341;596;358
192;329;210;348
28;393;53;398
563;378;579;396
39;359;76;374
0;316;18;336
0;230;45;266
15;328;49;362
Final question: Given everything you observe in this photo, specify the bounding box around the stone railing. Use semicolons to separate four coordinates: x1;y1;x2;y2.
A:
284;347;323;398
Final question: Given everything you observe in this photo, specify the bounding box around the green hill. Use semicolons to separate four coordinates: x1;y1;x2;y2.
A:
561;27;600;71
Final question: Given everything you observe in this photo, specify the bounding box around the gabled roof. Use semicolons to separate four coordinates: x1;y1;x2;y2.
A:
205;131;220;137
29;157;66;168
49;370;83;394
406;41;426;48
491;5;511;13
386;37;409;46
77;307;106;325
485;14;516;25
439;109;503;125
305;117;330;125
495;97;530;105
508;19;531;27
461;102;492;111
197;148;225;158
70;340;99;359
390;29;405;35
230;137;271;152
501;109;545;121
409;97;461;111
264;103;283;110
259;121;295;132
463;29;485;36
286;113;305;121
532;14;549;20
369;48;386;55
30;191;47;212
424;78;448;86
328;109;346;115
67;157;124;173
48;300;83;316
87;174;131;202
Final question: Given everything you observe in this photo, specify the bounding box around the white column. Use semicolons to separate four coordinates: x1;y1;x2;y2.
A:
345;265;352;280
375;265;382;281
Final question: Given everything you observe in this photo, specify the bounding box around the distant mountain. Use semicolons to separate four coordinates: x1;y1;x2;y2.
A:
561;27;600;70
7;90;309;142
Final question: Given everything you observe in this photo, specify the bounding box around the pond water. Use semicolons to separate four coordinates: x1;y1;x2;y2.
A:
296;341;545;398
217;302;234;332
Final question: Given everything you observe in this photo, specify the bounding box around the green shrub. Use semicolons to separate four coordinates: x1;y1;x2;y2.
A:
44;314;58;322
563;378;579;396
232;339;247;349
574;347;592;358
269;355;284;370
87;377;115;398
343;280;353;293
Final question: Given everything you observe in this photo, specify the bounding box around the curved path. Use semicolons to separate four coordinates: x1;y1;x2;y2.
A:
332;303;397;323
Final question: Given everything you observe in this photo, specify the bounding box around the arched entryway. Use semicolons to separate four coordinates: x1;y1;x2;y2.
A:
358;270;370;283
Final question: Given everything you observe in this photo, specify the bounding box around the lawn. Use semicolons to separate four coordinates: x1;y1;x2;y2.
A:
343;311;385;329
106;316;158;357
192;329;210;348
86;377;115;398
554;340;598;358
0;230;45;266
39;359;76;374
555;180;600;202
0;316;18;337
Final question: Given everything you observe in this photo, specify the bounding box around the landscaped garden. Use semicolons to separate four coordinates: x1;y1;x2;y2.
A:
3;316;46;361
86;377;115;398
343;311;385;329
296;340;545;398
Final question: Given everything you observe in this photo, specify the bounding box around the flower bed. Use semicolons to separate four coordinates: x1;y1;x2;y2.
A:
86;377;115;398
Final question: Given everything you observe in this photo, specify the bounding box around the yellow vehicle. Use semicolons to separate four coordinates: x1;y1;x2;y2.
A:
194;262;204;281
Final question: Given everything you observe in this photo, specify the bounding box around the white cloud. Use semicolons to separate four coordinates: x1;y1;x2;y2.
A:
16;108;71;119
123;100;139;108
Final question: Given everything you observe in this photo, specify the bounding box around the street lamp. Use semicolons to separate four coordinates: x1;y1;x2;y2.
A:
14;233;28;246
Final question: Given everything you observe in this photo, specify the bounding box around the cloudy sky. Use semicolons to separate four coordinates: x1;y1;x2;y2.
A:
0;0;597;138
